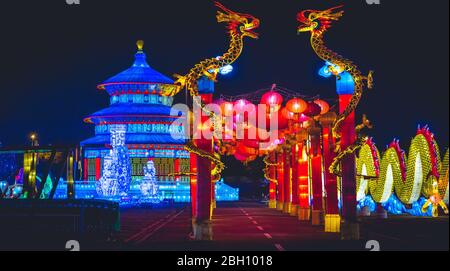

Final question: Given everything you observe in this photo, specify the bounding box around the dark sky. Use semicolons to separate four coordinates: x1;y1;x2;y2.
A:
0;0;448;151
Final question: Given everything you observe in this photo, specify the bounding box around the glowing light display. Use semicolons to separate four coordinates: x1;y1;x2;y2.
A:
97;125;132;197
219;64;234;75
140;160;159;198
53;180;239;204
356;127;449;217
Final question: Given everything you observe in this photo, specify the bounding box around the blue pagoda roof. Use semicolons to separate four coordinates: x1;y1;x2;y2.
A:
99;42;174;88
80;134;186;146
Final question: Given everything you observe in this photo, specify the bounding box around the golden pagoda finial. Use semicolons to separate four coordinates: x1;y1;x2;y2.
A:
137;40;144;51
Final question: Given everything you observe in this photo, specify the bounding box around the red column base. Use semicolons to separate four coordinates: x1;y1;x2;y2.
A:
192;218;213;241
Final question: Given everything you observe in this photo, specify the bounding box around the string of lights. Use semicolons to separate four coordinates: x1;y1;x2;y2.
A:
219;84;336;104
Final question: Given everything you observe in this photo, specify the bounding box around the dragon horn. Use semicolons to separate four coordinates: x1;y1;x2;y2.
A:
327;5;345;12
214;1;234;14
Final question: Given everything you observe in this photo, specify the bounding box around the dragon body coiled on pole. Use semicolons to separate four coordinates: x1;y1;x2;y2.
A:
297;6;374;176
162;2;260;181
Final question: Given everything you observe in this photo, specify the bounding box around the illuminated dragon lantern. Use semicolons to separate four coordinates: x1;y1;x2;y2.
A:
297;6;374;176
356;127;449;217
297;7;449;217
163;2;260;181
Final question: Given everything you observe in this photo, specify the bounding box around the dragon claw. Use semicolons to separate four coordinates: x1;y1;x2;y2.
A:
366;70;374;89
173;74;187;88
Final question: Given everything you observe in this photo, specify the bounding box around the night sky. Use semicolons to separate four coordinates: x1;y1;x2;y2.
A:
0;0;448;152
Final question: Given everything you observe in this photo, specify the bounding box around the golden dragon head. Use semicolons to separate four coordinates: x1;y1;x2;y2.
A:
297;5;344;35
215;1;260;39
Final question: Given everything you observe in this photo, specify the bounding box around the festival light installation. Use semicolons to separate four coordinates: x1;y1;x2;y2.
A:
96;125;131;197
81;39;191;202
356;127;449;217
298;5;374;236
140;160;159;198
159;1;260;239
163;1;260;182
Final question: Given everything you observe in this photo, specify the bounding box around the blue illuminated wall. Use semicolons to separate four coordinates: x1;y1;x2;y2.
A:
53;180;239;204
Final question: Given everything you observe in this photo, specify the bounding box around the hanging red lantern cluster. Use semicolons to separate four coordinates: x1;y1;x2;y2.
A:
212;92;331;163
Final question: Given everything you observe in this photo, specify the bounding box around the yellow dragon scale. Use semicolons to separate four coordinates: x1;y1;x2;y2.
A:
356;135;449;207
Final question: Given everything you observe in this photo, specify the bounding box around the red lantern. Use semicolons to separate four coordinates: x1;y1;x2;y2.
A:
234;152;249;162
286;98;307;114
242;139;259;149
236;142;257;156
220;101;234;117
275;109;289;130
303;102;322;117
281;107;295;120
260;91;283;113
314;99;330;115
234;99;253;112
298;113;311;123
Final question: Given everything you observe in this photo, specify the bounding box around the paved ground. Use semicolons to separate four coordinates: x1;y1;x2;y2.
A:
1;201;447;250
208;202;339;251
114;201;448;251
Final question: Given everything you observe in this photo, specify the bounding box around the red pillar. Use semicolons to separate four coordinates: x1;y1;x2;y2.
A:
339;94;357;224
211;179;216;209
298;144;310;220
190;153;197;217
283;149;291;213
192;88;214;240
196;143;212;221
174;158;180;182
83;158;89;181
290;144;299;216
276;151;285;211
309;125;324;225
95;157;101;181
268;152;277;209
320;113;340;232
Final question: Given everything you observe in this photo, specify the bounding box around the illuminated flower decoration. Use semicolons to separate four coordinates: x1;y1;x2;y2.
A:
422;177;449;217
